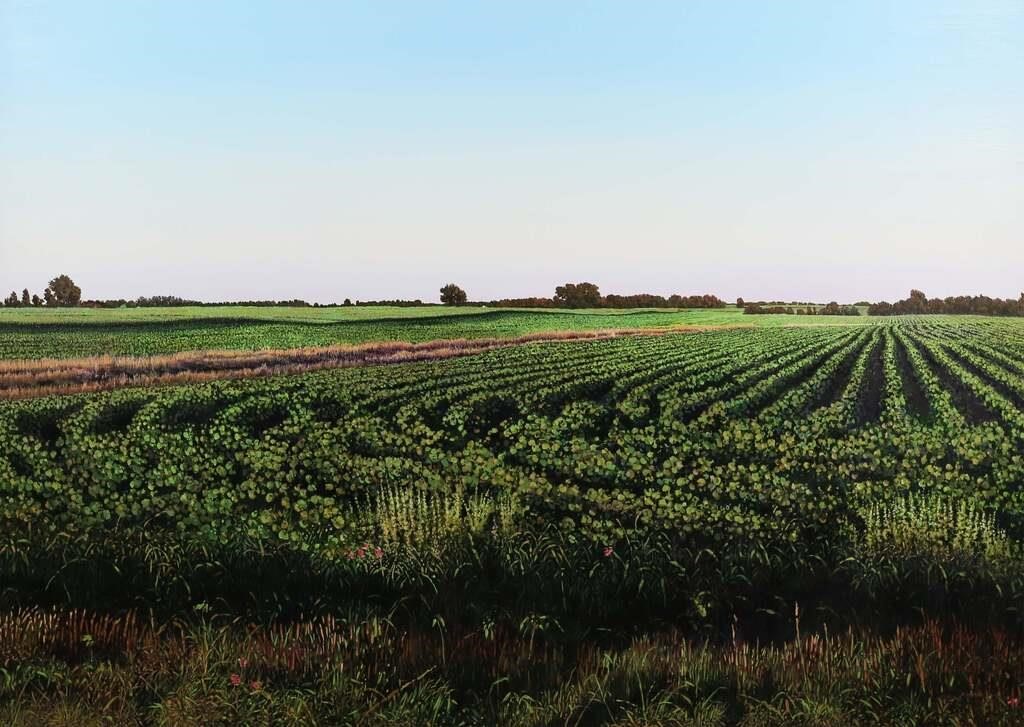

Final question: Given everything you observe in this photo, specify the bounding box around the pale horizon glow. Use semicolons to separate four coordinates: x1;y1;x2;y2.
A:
1;1;1022;304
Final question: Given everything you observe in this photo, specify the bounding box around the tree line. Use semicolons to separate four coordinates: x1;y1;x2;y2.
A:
7;277;1022;318
742;300;861;316
868;290;1024;317
468;282;726;309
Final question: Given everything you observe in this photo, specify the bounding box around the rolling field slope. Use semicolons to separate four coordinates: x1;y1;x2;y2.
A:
0;305;869;359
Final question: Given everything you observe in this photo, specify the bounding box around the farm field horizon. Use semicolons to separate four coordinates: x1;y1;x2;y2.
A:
0;304;874;361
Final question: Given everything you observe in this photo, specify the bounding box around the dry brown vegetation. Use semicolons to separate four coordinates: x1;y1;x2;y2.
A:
0;325;736;399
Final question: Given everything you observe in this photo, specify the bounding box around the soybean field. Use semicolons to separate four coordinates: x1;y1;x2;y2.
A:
4;318;1024;543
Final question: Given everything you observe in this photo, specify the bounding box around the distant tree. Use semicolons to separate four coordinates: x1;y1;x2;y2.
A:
31;294;42;307
554;282;601;308
44;274;82;307
343;298;352;306
736;297;745;308
440;283;467;306
21;289;31;307
4;291;19;307
906;289;927;314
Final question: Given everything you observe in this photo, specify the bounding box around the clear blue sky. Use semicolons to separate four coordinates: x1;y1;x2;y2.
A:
2;1;1021;303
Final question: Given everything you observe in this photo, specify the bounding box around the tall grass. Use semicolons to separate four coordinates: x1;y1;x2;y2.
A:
4;487;1024;723
366;482;520;553
843;493;1024;619
860;494;1014;566
2;609;1022;726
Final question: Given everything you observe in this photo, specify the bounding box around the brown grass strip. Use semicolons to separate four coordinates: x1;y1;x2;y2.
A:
0;325;743;400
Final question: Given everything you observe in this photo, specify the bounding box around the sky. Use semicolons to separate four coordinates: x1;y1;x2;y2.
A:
1;1;1021;304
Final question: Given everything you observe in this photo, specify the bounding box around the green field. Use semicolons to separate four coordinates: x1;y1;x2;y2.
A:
3;316;1024;723
7;318;1024;535
0;305;872;359
0;304;500;324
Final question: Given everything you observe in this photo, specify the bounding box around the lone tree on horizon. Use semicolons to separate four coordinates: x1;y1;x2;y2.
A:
440;283;467;306
44;274;82;307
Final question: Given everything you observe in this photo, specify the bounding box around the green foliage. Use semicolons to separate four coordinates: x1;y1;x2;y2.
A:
4;320;1024;551
0;306;808;360
554;281;602;308
4;317;1024;723
364;482;519;555
44;274;82;307
859;494;1013;567
439;283;468;305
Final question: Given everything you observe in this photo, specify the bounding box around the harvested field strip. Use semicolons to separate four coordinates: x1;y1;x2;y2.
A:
0;325;738;400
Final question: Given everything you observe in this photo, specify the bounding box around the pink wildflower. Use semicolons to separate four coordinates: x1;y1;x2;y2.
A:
1009;696;1020;707
355;546;366;558
237;657;248;669
230;673;242;687
374;547;383;559
602;546;614;558
250;680;263;692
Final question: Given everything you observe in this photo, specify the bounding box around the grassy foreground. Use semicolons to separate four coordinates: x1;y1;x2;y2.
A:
3;489;1024;726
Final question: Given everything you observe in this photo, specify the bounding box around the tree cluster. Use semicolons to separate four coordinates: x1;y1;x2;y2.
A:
603;293;725;309
356;299;426;307
740;299;822;307
490;297;558;308
554;282;603;308
743;301;860;316
3;289;42;308
76;297;315;308
3;275;80;308
868;290;1024;317
492;283;725;310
